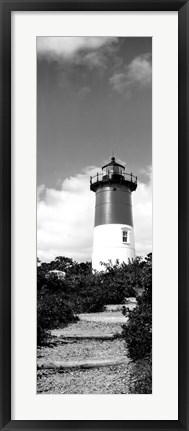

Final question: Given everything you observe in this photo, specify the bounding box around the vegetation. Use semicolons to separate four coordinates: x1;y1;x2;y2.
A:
37;254;152;349
37;271;78;346
37;253;152;393
128;357;152;394
122;253;152;393
122;253;152;360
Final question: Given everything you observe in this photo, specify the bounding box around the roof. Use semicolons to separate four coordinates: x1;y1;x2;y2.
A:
102;156;125;170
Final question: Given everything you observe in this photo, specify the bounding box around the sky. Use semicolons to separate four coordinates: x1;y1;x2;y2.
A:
37;37;152;263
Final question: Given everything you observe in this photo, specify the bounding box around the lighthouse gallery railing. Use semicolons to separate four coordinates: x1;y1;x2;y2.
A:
90;171;137;186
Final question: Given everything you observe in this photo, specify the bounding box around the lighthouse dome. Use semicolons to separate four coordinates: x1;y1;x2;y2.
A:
90;156;137;193
102;156;125;177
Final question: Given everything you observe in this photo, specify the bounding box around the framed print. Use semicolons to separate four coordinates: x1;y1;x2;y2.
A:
0;0;189;430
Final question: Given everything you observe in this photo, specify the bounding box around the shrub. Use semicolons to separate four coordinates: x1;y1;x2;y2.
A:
122;253;152;361
37;270;78;346
37;327;51;347
128;357;152;394
37;254;152;348
99;260;137;303
64;272;106;313
122;301;152;360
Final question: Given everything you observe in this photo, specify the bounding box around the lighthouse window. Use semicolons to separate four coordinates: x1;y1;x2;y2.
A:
122;230;128;243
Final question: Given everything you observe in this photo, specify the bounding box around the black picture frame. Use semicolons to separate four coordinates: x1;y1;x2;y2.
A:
0;1;188;430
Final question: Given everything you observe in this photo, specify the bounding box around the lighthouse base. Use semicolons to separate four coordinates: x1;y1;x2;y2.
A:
92;224;135;271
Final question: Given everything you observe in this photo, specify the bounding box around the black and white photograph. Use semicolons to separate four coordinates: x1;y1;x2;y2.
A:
37;36;152;394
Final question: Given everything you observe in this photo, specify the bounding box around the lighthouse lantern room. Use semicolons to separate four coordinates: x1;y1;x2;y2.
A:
90;156;137;271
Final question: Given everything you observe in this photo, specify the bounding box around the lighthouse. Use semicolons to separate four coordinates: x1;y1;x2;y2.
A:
90;156;137;271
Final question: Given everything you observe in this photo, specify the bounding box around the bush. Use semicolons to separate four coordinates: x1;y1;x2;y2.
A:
63;259;138;313
122;253;152;361
128;357;152;394
37;327;51;347
123;301;152;360
99;260;137;303
37;254;152;347
37;271;78;346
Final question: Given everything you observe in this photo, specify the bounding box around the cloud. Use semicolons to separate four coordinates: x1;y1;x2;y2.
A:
78;86;91;100
37;166;152;263
133;166;152;257
37;167;97;263
109;53;152;97
82;51;108;70
37;184;45;202
38;36;122;90
37;36;117;62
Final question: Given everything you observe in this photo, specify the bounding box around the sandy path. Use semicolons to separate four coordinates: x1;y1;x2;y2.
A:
37;311;132;394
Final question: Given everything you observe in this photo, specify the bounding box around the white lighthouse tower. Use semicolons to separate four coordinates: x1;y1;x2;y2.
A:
90;156;137;271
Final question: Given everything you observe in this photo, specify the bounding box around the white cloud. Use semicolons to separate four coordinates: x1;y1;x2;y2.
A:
82;51;108;70
37;37;117;61
37;166;152;263
133;166;152;257
37;184;45;202
110;53;152;97
37;167;97;263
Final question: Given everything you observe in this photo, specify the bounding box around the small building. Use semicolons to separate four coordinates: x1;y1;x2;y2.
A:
47;270;66;280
